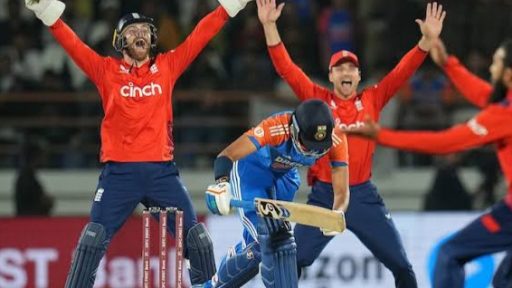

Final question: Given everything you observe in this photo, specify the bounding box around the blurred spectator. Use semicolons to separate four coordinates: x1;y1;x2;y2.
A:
175;92;229;168
466;49;489;79
468;148;502;209
86;0;121;63
289;0;316;23
10;30;43;90
0;49;14;92
182;47;229;89
3;0;512;171
423;155;472;211
60;129;98;168
179;0;228;89
140;0;182;52
231;15;274;90
0;0;40;48
437;0;472;59
396;66;454;166
14;136;54;216
65;0;94;39
384;0;420;63
398;66;453;130
278;1;319;75
470;0;511;58
317;0;355;67
88;0;121;51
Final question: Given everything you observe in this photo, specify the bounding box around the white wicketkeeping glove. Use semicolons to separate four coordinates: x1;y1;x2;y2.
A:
25;0;66;26
218;0;254;17
321;210;345;237
205;182;232;216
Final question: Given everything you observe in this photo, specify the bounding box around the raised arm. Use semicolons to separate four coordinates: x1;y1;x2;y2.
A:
165;6;229;80
373;2;446;110
26;0;104;84
430;39;493;108
49;20;105;84
258;0;328;101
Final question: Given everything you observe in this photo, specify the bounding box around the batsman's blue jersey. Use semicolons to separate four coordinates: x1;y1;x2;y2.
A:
231;112;348;243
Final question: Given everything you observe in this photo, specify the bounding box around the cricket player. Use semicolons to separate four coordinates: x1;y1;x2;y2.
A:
201;99;349;287
346;39;512;288
256;0;446;286
23;0;253;287
430;37;512;288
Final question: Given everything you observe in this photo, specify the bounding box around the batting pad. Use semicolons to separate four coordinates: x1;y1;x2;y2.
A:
64;222;108;288
258;217;298;288
187;223;217;284
216;242;261;288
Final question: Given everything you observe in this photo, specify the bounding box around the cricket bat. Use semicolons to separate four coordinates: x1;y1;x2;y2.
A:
230;198;346;233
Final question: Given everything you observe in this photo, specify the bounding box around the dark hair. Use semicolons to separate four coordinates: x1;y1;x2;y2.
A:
502;39;512;68
489;39;512;103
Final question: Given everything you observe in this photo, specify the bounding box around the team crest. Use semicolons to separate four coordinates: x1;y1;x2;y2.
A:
254;127;264;137
314;125;327;141
150;64;159;74
119;65;129;74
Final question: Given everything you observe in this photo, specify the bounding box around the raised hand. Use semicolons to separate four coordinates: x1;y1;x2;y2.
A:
430;38;449;66
416;2;446;51
257;0;285;25
218;0;255;17
25;0;65;26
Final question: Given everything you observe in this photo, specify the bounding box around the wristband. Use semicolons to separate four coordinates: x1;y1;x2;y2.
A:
214;156;233;182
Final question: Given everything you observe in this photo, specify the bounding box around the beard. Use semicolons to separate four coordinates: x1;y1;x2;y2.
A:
125;38;150;62
489;82;508;104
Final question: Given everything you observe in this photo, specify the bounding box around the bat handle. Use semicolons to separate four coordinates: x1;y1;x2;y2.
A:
230;199;255;211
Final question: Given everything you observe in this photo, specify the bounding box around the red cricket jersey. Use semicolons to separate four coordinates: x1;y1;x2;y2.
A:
49;7;228;162
442;56;493;108
377;91;512;208
413;55;512;208
268;43;427;185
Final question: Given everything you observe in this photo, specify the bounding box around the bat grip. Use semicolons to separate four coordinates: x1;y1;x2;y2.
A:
230;199;255;211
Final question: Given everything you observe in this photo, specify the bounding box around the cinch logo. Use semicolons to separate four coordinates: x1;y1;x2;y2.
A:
120;82;162;97
337;120;365;130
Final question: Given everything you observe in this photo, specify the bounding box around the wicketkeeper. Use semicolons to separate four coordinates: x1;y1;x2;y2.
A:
23;0;253;286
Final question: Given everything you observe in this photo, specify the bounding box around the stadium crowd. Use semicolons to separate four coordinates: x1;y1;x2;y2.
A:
1;0;511;195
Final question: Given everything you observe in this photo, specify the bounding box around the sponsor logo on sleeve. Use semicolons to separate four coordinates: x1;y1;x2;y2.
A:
467;118;488;136
254;127;264;138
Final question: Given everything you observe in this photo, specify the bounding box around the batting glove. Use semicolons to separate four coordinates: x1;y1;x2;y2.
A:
25;0;65;26
205;182;232;216
321;210;345;237
218;0;254;17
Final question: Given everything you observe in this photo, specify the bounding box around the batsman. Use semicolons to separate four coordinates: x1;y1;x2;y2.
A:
200;99;350;288
23;0;253;287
